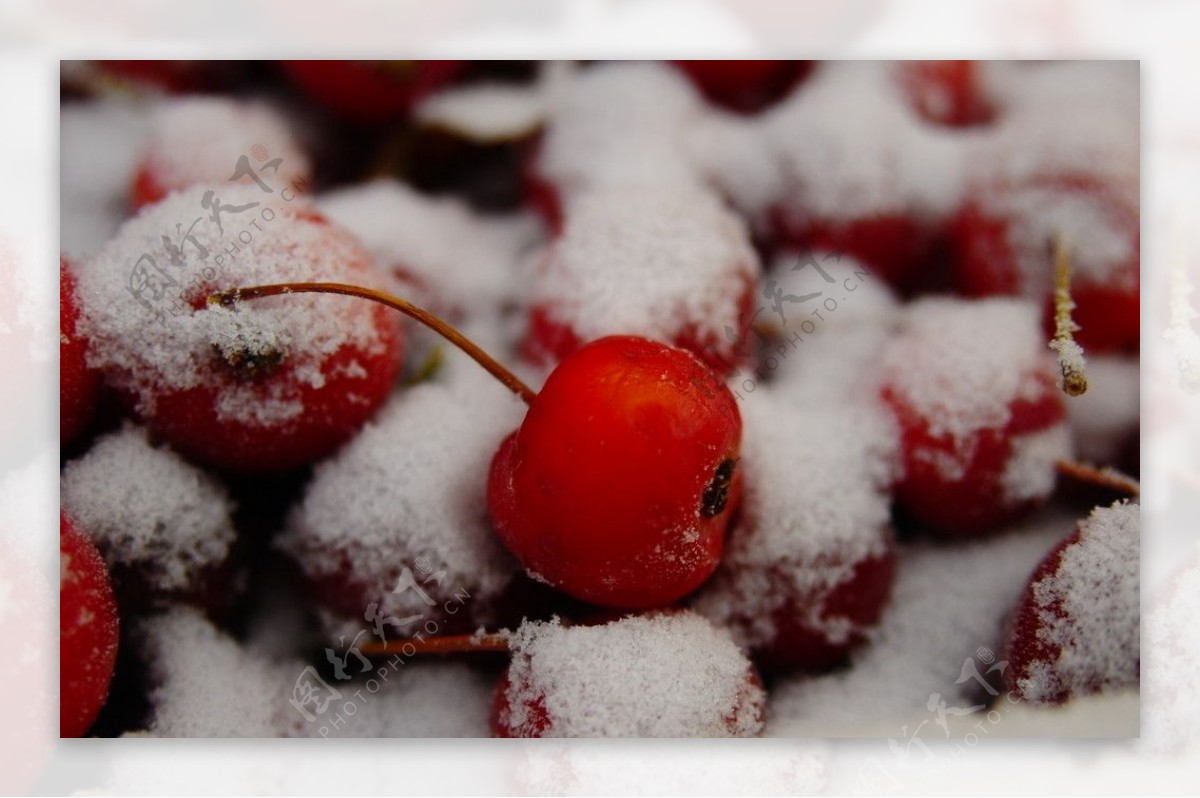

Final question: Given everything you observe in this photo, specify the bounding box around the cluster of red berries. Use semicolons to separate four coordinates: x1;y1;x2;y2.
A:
59;60;1139;738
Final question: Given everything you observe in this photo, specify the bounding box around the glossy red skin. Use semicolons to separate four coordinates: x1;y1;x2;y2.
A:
1003;522;1139;703
953;176;1140;353
770;208;943;295
490;660;764;738
60;512;119;738
729;542;895;673
282;60;464;124
672;60;812;113
884;366;1066;537
899;60;994;128
488;336;743;608
60;261;103;448
137;306;402;474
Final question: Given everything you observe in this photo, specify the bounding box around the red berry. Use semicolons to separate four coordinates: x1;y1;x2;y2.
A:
60;258;103;447
61;425;242;615
1003;501;1139;704
953;173;1139;353
527;63;709;229
880;298;1070;537
488;336;742;608
898;60;995;127
281;60;464;124
520;188;760;374
758;63;963;293
693;394;898;671
281;381;524;639
73;187;404;473
60;511;120;737
490;613;765;737
130;97;311;210
672;60;811;113
772;209;946;294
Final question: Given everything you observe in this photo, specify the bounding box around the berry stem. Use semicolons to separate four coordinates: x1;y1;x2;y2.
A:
1048;236;1088;397
1055;458;1139;497
209;282;537;405
359;632;511;657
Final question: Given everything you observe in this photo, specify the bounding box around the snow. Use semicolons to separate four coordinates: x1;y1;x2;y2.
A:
1013;501;1140;703
501;612;764;737
756;62;970;224
1002;422;1073;504
692;386;897;651
280;380;524;631
138;607;301;737
530;185;758;347
303;661;492;738
72;184;395;426
768;510;1076;736
536;61;709;197
141;96;310;198
316;178;542;318
974;179;1139;291
60;425;236;595
416;82;547;142
58;62;1142;741
880;297;1051;442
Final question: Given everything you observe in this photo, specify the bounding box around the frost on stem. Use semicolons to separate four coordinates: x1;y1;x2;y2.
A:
1048;236;1088;396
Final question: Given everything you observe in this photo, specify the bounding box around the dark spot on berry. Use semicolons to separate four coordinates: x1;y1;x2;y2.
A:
215;344;284;381
701;458;736;518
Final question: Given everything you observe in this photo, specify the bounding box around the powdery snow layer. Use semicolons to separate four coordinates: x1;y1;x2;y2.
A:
532;186;758;345
1011;501;1140;704
60;424;236;594
140;96;310;196
749;62;969;224
302;661;493;738
280;380;524;626
138;607;301;737
767;510;1075;736
74;184;395;427
501;613;764;737
536;61;708;197
879;296;1050;442
692;386;897;650
316;178;542;317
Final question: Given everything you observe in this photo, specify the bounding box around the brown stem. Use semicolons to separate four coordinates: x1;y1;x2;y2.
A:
359;633;511;657
1048;236;1088;397
1056;459;1140;497
208;282;537;405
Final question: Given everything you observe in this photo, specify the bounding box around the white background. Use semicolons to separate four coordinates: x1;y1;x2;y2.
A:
0;0;1197;794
